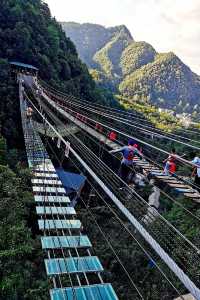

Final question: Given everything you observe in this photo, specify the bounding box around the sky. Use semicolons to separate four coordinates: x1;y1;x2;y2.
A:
45;0;200;74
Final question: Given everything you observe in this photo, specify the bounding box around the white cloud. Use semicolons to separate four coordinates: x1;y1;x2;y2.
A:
45;0;200;74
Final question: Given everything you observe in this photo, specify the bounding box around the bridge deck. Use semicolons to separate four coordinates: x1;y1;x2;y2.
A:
42;92;200;203
20;78;117;299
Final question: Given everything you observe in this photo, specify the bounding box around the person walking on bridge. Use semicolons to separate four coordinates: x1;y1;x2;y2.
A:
109;139;143;184
163;148;185;175
26;106;33;123
191;154;200;191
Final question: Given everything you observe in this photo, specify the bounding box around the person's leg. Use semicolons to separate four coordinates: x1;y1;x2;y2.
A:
119;163;126;181
122;164;131;183
118;163;125;188
194;175;200;192
118;163;130;186
127;164;135;184
164;161;170;175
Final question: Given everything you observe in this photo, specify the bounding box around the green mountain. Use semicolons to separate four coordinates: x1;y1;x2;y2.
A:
61;22;133;68
61;22;200;114
93;26;132;77
119;52;200;113
120;41;156;76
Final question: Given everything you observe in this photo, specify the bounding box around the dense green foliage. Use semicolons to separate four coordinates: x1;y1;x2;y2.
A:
0;59;25;147
0;147;48;299
119;52;200;114
62;22;200;114
93;28;132;77
120;41;156;76
0;136;6;164
0;0;116;146
89;68;118;92
118;95;181;132
0;0;103;99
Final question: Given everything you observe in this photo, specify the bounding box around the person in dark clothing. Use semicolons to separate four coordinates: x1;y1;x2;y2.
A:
109;139;143;184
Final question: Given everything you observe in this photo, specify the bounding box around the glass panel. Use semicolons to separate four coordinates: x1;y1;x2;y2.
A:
50;284;118;300
34;195;70;203
38;219;81;230
45;257;103;275
36;206;76;215
41;236;92;249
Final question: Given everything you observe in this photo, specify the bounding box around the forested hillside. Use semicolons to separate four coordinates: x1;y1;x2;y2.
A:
61;22;133;67
119;52;200;113
62;22;200;115
0;0;112;146
0;1;114;298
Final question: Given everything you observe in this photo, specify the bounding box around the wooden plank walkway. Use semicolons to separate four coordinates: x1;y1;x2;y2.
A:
32;120;78;138
42;92;200;203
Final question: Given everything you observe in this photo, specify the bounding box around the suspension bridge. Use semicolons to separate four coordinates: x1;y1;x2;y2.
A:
15;62;200;300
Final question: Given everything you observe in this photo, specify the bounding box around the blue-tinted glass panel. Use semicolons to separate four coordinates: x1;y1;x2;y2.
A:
45;256;103;275
34;195;70;203
50;284;118;300
36;206;76;215
41;236;92;249
38;219;81;230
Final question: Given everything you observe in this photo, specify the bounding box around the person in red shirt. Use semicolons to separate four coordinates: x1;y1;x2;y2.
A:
95;123;103;133
108;131;117;141
168;157;176;174
163;149;176;175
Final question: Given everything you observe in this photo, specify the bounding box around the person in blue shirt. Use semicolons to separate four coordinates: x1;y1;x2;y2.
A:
109;139;143;184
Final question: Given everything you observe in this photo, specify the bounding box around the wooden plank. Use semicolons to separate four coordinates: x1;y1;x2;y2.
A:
174;293;196;300
168;183;191;189
175;188;192;193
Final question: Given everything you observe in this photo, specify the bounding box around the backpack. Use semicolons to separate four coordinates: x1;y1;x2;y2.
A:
125;149;134;161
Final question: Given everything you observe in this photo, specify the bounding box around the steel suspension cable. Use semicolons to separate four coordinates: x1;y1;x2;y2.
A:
24;90;200;299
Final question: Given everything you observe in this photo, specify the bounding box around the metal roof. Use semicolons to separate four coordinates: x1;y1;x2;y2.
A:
10;61;38;71
56;168;86;192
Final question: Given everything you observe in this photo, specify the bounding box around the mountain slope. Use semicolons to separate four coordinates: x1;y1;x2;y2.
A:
119;52;200;113
0;1;107;146
94;28;132;78
61;22;200;114
61;22;133;68
120;41;156;76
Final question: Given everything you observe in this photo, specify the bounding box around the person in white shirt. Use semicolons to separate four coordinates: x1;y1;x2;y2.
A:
191;155;200;190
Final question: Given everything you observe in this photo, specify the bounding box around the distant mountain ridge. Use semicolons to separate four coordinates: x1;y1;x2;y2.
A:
61;22;200;115
61;22;133;67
